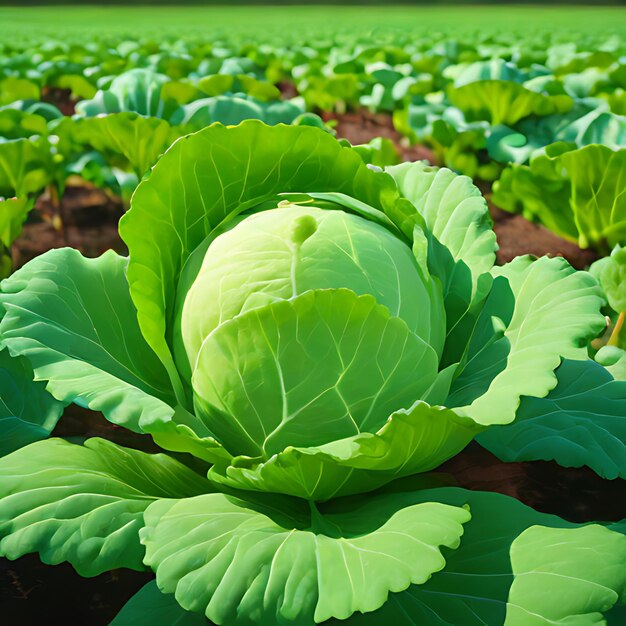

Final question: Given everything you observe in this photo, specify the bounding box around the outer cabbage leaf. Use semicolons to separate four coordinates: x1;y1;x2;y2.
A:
140;490;470;625
385;162;498;390
386;161;496;284
208;400;479;500
327;487;573;626
386;162;496;343
116;487;626;626
478;358;626;479
0;348;64;456
341;489;626;625
0;248;177;433
452;256;605;425
505;525;626;625
0;437;210;576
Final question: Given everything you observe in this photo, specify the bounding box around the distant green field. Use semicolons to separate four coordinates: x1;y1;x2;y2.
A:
1;5;624;42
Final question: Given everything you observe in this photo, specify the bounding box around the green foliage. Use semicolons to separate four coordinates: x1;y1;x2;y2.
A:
0;348;65;456
0;438;210;575
506;524;626;624
493;143;626;251
478;358;626;479
141;492;469;624
1;123;623;625
0;13;625;623
590;245;626;314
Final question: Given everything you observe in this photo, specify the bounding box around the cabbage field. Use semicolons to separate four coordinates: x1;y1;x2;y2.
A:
1;5;626;625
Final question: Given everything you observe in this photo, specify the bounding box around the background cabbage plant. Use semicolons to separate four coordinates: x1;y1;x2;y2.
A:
0;121;625;625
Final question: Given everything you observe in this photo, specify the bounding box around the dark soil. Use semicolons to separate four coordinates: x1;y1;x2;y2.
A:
13;184;125;271
1;556;152;626
40;86;78;116
52;404;159;453
277;80;299;100
323;109;436;163
481;187;600;270
440;442;626;524
492;210;598;270
2;110;615;624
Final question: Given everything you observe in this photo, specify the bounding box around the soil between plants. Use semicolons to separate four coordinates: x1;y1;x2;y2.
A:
3;110;614;623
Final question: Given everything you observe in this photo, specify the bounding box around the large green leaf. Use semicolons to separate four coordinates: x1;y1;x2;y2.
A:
0;437;210;576
0;107;49;140
449;81;558;125
193;288;439;458
324;487;571;626
0;196;33;250
456;256;605;425
478;358;626;479
0;196;34;277
208;400;479;500
562;145;626;250
0;248;177;433
385;161;496;285
120;121;418;401
505;524;626;624
386;162;496;352
71;112;183;178
140;490;470;625
0;348;64;456
0;77;40;106
331;487;625;625
0;136;52;197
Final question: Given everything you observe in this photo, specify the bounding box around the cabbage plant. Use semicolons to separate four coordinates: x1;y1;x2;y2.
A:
1;121;625;625
493;141;626;251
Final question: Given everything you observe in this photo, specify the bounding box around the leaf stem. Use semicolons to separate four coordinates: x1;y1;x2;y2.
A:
308;501;341;537
608;311;625;347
